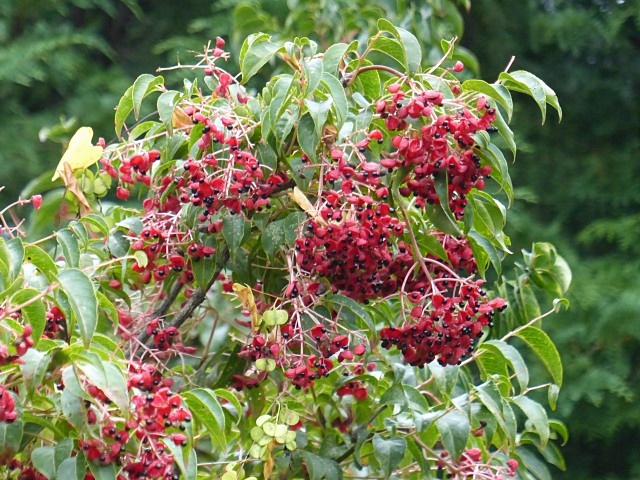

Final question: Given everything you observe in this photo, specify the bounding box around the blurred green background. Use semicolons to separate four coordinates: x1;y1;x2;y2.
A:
1;0;638;478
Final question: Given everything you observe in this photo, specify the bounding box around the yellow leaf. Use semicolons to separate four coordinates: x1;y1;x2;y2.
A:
288;186;326;225
52;127;103;181
232;283;259;332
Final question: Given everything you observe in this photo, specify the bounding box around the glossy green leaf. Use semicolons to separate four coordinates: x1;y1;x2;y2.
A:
516;446;552;480
239;33;281;83
515;327;563;387
549;419;569;446
57;268;97;347
214;388;243;422
475;382;514;446
396;26;422;74
435;410;470;461
182;388;226;450
132;74;164;120
462;79;513;121
302;57;323;93
372;434;407;478
56;228;80;269
468;230;501;277
512;396;550;447
115;74;163;136
483;340;529;394
320;73;348;128
326;293;375;337
11;287;46;345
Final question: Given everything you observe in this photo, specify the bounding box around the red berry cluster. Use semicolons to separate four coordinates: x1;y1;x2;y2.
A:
145;318;195;353
376;84;496;217
76;362;190;479
294;198;408;302
380;282;506;367
101;149;162;201
170;145;287;220
128;223;214;286
0;386;17;423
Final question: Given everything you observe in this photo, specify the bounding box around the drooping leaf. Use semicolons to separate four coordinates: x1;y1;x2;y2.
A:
11;287;46;345
512;396;550;447
515;327;562;387
57;269;97;347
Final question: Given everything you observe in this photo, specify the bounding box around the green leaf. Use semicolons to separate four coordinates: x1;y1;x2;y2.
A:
57;269;97;347
380;383;406;407
87;459;117;480
32;439;73;480
435;410;470;460
302;57;324;93
512;396;550;447
396;27;422;74
24;244;58;283
462;79;513;121
549;419;569;445
499;70;561;125
115;74;164;137
20;348;53;396
321;73;348;128
11;287;46;346
475;382;514;446
72;352;129;413
516;446;552;480
157;90;181;136
214;389;243;423
132;74;164;121
468;230;501;277
239;33;281;83
322;43;349;76
483;340;529;394
515;327;562;387
222;215;246;261
0;237;24;282
301;451;343;480
372;434;407;477
56;455;86;480
327;293;376;337
56;228;80;269
297;113;319;162
305;97;332;139
182;388;226;450
32;446;57;479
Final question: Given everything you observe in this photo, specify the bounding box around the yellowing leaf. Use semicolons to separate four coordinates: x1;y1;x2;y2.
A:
52;127;103;181
232;283;259;331
288;186;326;225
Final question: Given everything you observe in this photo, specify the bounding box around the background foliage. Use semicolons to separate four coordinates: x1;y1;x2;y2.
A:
1;0;638;478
